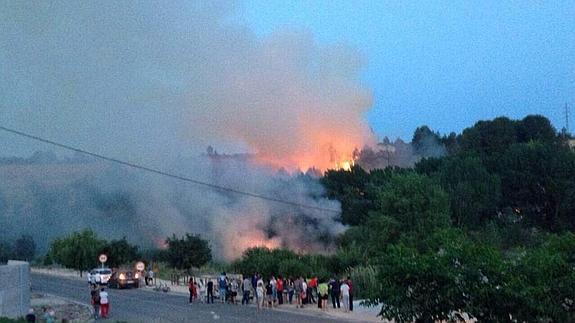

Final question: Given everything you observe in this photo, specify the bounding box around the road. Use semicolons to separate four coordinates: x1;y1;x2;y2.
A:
31;273;352;322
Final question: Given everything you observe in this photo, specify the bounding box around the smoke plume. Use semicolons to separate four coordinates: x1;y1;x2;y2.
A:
0;2;369;260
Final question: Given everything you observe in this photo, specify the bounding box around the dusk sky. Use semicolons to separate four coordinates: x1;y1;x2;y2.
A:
237;1;575;140
1;1;573;160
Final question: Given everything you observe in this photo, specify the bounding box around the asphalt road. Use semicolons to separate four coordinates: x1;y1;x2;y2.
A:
31;273;350;322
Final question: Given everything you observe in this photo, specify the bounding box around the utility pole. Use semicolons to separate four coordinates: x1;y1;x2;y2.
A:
565;103;570;134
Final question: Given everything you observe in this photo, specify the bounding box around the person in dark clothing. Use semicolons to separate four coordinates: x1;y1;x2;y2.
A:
25;308;36;322
347;276;353;311
265;280;274;308
90;286;100;320
207;280;214;304
329;279;341;309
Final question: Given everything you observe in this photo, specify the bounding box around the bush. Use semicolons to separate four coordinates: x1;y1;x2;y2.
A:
346;265;378;299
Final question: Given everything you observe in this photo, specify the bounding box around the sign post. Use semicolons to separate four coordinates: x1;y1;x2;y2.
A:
98;254;108;268
135;261;145;272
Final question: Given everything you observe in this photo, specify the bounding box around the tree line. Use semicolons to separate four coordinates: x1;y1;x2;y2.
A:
8;114;573;322
316;115;575;322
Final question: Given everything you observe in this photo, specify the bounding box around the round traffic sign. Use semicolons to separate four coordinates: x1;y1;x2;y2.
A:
98;254;108;263
135;261;145;271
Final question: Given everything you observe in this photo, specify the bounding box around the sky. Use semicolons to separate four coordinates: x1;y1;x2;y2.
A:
236;1;575;140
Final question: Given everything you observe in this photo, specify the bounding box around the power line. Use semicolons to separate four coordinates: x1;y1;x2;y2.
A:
0;125;340;214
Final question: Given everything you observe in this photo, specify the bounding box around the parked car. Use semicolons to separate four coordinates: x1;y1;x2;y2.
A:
88;268;112;285
108;270;140;289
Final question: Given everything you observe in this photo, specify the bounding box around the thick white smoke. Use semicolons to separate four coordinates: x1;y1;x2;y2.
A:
0;1;370;260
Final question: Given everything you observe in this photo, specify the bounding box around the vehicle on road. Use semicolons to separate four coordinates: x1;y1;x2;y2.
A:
108;270;140;289
88;268;112;285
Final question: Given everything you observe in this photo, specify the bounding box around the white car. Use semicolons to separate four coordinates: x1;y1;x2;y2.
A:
88;268;112;285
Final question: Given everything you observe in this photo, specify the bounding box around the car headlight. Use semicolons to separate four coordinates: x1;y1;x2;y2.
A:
119;273;126;280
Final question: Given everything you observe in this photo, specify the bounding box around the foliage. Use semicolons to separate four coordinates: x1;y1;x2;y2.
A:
498;142;575;231
418;155;501;228
97;237;140;268
506;233;575;322
346;265;379;300
373;172;450;243
231;247;345;279
0;317;27;323
47;229;106;276
370;229;510;323
12;234;36;261
164;233;212;271
321;166;372;225
0;241;12;264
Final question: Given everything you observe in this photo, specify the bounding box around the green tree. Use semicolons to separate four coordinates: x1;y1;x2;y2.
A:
372;172;450;242
517;114;558;144
508;233;575;322
98;237;140;268
321;166;372;225
164;234;211;270
0;240;11;264
370;229;510;323
47;229;106;277
13;234;36;261
434;156;501;228
499;142;575;231
459;117;518;157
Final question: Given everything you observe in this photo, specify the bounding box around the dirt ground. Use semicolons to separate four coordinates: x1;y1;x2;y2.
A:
30;292;93;322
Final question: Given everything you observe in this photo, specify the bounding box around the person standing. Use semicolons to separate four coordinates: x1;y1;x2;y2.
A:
329;278;340;309
90;286;100;320
242;276;252;305
270;276;277;306
346;276;354;311
148;268;155;286
287;278;295;304
230;278;238;304
199;279;206;303
294;277;302;308
318;281;328;311
308;276;317;304
276;275;284;305
219;272;227;303
256;278;265;311
340;280;350;312
207;279;214;304
301;278;308;307
188;278;195;304
99;288;109;318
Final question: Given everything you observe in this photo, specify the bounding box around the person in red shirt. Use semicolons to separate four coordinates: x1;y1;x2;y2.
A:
276;276;284;305
188;278;196;304
308;277;318;304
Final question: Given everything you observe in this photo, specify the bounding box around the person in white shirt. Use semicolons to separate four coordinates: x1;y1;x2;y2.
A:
99;288;110;318
340;280;350;312
256;279;265;311
199;279;207;303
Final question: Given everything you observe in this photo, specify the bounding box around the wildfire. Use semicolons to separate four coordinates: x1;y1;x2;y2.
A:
223;231;281;260
335;159;354;171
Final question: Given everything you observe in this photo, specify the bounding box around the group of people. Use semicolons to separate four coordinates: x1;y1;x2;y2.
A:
187;272;241;304
90;285;110;320
24;306;56;323
186;271;354;313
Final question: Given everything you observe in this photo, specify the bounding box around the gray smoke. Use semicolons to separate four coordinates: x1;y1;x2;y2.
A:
0;153;344;260
0;1;372;260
